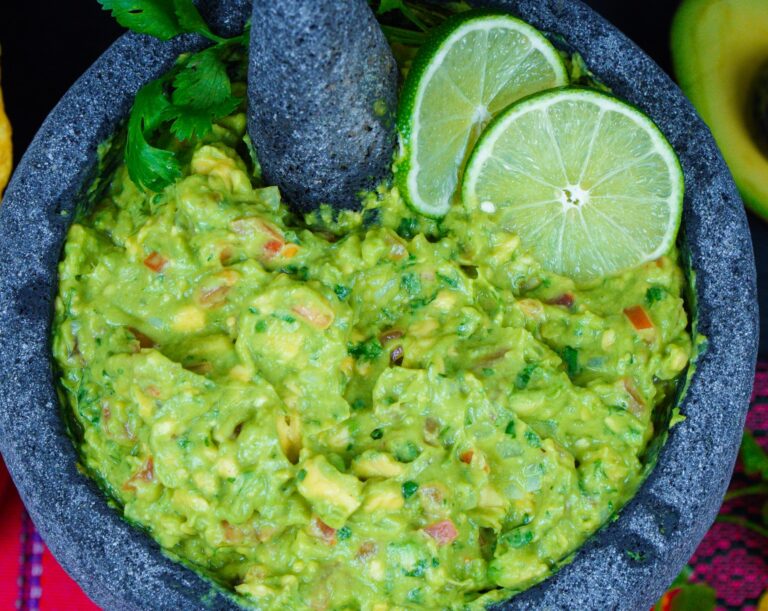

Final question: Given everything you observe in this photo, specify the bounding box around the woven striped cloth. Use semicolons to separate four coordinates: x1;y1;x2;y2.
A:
688;364;768;609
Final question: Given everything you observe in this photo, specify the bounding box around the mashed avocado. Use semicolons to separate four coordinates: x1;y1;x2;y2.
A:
53;84;691;611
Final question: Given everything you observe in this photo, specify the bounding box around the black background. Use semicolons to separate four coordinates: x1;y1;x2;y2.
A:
0;1;765;355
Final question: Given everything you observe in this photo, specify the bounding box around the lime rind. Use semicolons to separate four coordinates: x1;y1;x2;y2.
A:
463;88;684;282
397;10;569;218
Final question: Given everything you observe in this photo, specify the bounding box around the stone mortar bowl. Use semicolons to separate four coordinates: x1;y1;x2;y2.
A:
0;0;758;609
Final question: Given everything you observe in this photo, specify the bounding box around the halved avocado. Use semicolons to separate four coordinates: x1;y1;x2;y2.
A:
672;0;768;219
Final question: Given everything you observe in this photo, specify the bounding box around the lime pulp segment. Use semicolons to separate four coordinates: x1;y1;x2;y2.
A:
463;89;684;283
398;12;569;217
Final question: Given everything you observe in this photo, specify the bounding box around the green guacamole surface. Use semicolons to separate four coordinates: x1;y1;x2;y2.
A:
53;86;692;611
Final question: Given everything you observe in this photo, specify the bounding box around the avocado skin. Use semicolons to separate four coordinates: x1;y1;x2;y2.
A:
671;0;768;220
752;62;768;152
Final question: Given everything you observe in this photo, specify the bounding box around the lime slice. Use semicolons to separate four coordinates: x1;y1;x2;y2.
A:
463;88;684;283
397;11;568;218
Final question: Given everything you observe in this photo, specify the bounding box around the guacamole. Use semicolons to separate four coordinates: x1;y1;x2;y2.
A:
53;66;692;611
53;118;692;608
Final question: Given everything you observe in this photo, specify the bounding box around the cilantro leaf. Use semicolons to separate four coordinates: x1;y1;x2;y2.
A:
505;530;533;548
126;78;181;191
121;41;244;189
334;285;351;301
103;0;245;191
169;48;241;140
98;0;220;42
742;431;768;482
376;0;428;30
653;566;717;611
515;363;537;389
645;286;666;306
396;217;419;240
167;108;216;142
374;0;468;33
562;346;580;378
98;0;184;40
668;584;717;611
401;272;422;296
378;0;406;14
171;0;220;41
348;338;384;361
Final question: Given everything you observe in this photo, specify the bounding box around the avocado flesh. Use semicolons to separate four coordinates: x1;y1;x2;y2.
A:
672;0;768;219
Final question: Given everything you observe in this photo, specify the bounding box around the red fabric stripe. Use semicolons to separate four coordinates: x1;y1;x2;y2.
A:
0;488;22;610
40;549;100;611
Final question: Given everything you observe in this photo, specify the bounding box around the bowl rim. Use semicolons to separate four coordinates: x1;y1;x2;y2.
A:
0;0;758;609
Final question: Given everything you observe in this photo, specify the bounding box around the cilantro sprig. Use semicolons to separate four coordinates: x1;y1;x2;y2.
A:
99;0;244;191
373;0;470;46
126;79;182;192
653;566;716;611
741;430;768;480
714;430;768;539
98;0;226;43
107;0;467;191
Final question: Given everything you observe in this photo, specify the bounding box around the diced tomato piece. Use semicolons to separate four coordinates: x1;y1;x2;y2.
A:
199;285;231;307
138;457;154;481
657;587;681;611
477;348;510;367
282;243;299;258
145;385;161;398
548;293;574;308
423;417;441;447
293;304;333;329
424;417;439;435
424;519;458;546
385;233;408;261
123;457;154;491
143;251;168;273
459;450;474;464
623;377;646;416
221;520;244;544
127;327;156;350
219;246;234;265
624;305;654;330
310;518;337;545
185;362;213;375
263;240;284;259
356;541;377;560
379;328;404;345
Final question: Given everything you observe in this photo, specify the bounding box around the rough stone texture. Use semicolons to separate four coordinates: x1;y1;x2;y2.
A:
0;1;757;610
247;0;398;211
